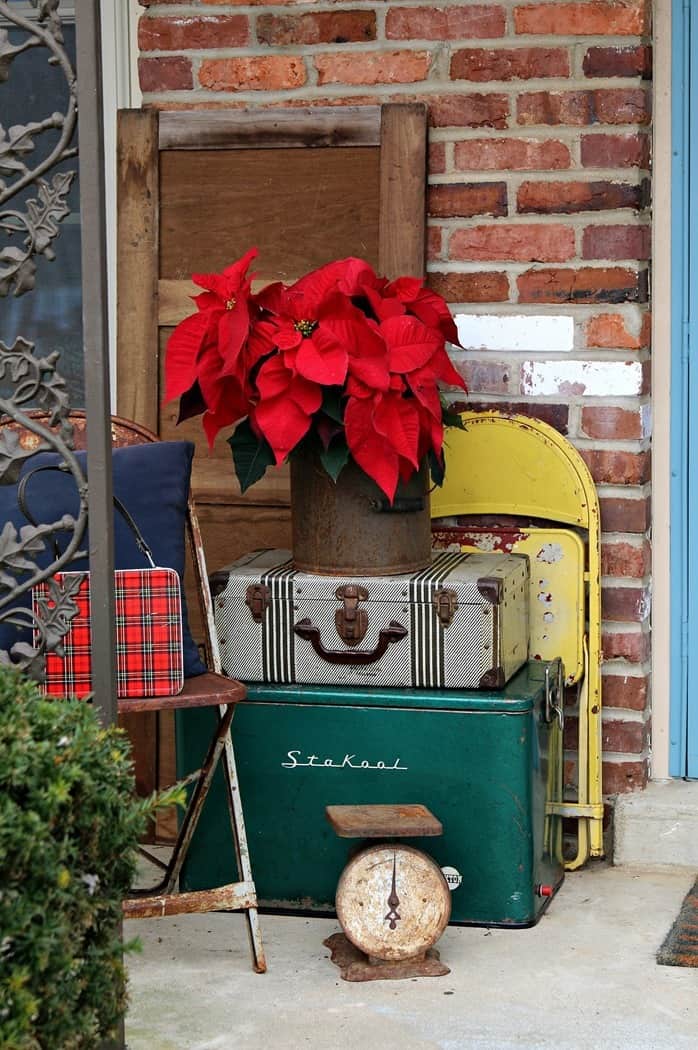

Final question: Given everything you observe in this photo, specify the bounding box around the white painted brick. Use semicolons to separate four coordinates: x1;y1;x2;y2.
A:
455;314;574;353
520;360;643;397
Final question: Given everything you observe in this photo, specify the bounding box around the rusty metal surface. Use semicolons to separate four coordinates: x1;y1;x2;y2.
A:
293;616;407;665
324;932;449;982
334;583;369;644
432;523;585;685
116;673;246;714
123;881;257;920
326;804;443;839
335;844;451;963
290;451;431;575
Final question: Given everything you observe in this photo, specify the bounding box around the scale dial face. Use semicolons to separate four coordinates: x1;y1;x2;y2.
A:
335;844;451;962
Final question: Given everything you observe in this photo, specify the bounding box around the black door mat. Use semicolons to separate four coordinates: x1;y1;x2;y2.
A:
657;877;698;967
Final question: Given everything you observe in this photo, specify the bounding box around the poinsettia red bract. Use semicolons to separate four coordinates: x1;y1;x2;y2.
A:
164;251;467;500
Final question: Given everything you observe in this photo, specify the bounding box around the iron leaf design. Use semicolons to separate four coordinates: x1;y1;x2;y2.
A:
0;29;32;85
32;571;83;654
0;518;76;589
0;339;72;434
0;121;47;178
0;246;36;297
0;428;44;486
25;172;74;259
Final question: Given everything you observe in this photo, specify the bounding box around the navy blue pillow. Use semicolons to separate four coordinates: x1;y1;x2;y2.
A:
0;441;206;678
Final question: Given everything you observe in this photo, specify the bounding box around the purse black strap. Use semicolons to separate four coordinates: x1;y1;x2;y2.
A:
18;464;157;569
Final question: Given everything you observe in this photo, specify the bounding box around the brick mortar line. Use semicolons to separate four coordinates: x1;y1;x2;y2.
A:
445;255;650;266
451;349;649;363
602;659;651;675
602;621;650;632
600;572;651;584
597;752;651;763
449;338;649;351
139;86;651;119
429;126;649;140
595;714;650;723
449;350;650;362
442;171;652;180
599;709;647;724
428;172;648;183
430;214;650;226
445;300;650;313
427;260;649;271
600;534;651;546
597;482;651;497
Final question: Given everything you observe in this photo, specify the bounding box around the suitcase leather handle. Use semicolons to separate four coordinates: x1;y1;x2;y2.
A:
293;618;407;664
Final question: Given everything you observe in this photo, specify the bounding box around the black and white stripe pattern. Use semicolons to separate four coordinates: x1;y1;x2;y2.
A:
409;551;467;688
261;558;296;683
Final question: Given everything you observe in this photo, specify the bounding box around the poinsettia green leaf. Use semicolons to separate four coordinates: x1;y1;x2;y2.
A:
320;438;350;482
228;419;275;493
440;402;466;431
428;448;445;488
321;386;345;423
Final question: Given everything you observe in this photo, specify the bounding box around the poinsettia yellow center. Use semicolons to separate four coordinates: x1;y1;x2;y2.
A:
294;319;318;338
226;297;237;310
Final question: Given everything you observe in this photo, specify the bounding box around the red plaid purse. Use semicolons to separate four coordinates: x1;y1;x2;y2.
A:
27;470;185;699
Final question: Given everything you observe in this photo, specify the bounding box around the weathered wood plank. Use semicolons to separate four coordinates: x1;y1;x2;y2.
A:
326;803;443;839
196;503;292;578
159;147;380;280
116;109;160;430
158;278;278;327
378;103;428;280
158;106;382;151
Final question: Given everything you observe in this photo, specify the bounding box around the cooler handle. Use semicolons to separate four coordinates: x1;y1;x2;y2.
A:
293;618;407;665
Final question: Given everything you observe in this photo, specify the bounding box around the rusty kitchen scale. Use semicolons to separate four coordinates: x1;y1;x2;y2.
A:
324;803;452;982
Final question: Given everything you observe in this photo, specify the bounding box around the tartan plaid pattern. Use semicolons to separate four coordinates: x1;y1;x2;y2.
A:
33;568;184;699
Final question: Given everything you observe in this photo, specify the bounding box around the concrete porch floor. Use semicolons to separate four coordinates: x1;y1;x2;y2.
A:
125;863;697;1050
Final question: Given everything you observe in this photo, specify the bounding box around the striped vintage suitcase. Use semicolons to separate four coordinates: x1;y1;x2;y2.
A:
211;549;529;690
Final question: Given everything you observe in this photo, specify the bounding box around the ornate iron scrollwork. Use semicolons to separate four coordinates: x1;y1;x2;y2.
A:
0;1;86;677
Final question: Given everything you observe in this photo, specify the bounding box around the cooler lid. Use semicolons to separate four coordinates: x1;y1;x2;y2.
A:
244;662;547;712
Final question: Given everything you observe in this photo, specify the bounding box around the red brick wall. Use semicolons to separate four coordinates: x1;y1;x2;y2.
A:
137;0;653;796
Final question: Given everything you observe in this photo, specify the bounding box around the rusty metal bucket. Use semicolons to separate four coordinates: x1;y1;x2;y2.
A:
290;451;431;575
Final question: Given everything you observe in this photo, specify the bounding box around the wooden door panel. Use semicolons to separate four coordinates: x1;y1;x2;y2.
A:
159;147;380;280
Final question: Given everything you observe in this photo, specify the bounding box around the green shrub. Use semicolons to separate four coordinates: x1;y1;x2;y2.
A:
0;669;156;1049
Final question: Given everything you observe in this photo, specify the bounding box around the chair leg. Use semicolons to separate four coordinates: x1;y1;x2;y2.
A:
130;703;236;898
220;715;267;974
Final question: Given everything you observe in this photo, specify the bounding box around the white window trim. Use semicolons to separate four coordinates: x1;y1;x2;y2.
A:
101;0;142;410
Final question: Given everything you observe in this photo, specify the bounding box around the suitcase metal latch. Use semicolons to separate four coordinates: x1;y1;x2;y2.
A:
246;584;271;623
432;587;458;628
335;584;369;646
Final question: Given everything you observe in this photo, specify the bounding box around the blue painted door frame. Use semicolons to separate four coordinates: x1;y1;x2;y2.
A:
671;0;698;776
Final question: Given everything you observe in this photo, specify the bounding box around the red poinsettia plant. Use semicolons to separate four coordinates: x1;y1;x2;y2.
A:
165;249;466;502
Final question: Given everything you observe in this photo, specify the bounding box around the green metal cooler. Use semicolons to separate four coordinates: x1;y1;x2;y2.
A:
176;662;564;926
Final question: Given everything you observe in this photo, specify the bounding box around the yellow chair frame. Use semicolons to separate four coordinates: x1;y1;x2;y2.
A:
431;411;604;868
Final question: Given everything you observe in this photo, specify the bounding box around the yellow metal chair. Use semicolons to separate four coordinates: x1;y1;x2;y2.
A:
431;410;603;869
